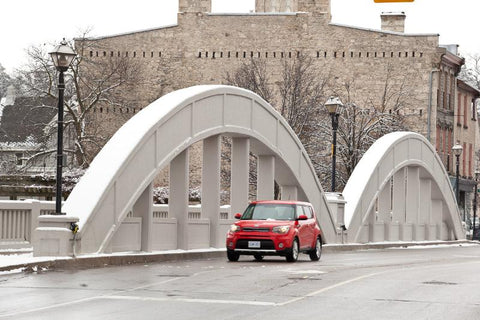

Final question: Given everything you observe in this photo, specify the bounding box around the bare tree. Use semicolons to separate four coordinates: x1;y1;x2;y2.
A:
225;58;273;103
14;32;141;169
460;53;480;90
0;63;11;98
278;54;331;150
225;55;331;196
226;58;411;192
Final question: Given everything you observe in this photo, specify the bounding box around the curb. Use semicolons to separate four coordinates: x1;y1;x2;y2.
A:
0;240;478;273
323;240;477;252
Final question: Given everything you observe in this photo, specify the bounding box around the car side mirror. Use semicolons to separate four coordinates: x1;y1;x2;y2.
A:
297;214;308;221
234;213;242;219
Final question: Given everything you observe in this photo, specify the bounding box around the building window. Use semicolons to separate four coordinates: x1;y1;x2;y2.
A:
464;95;468;127
457;93;462;125
472;98;477;121
15;153;23;166
447;129;452;172
463;142;467;176
469;143;473;178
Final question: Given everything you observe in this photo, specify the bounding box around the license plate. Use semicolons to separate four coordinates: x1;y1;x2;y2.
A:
248;241;261;248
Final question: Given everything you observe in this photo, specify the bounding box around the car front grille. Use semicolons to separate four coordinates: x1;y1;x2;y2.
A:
242;227;270;232
236;239;275;250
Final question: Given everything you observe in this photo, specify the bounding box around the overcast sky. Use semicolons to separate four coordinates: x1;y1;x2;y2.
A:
1;0;478;74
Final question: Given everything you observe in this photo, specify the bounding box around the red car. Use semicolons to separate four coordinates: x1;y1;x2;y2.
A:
226;200;322;262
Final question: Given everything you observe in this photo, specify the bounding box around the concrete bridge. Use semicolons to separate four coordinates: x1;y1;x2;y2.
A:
29;85;464;256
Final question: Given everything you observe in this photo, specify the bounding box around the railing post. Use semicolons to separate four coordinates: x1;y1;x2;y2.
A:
29;200;41;244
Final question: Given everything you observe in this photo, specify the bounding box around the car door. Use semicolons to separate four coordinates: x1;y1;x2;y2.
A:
302;205;316;248
295;205;308;249
296;205;314;249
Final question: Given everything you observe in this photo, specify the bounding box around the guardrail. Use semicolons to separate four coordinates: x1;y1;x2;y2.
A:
0;200;232;250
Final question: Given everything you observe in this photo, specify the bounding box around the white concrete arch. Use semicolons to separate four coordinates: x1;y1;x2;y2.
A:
343;132;465;243
63;85;337;254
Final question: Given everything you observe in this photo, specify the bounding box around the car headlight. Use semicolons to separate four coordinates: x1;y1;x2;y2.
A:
272;226;290;234
229;225;241;233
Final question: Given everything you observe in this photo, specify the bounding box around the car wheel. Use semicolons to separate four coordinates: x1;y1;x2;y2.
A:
309;237;322;261
286;238;299;262
254;254;264;261
227;250;240;262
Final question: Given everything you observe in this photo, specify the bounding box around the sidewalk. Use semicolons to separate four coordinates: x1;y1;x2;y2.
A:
0;240;477;274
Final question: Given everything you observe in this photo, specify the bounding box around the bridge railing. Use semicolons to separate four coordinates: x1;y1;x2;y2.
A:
0;200;232;251
0;200;54;248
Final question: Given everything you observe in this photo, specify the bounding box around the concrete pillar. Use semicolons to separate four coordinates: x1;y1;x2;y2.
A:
170;149;189;250
419;178;432;225
367;206;376;242
392;168;406;223
432;200;443;239
201;135;221;247
406;167;420;224
231;137;250;216
377;183;391;223
281;185;298;200
257;155;275;200
133;182;153;252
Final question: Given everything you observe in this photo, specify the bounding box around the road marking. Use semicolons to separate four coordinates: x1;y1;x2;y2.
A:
102;295;277;306
0;277;182;318
276;271;384;306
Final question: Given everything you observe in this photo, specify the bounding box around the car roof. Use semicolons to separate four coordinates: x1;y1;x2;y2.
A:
251;200;312;206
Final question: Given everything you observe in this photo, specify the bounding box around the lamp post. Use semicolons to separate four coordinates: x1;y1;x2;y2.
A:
49;39;76;215
452;143;463;220
473;169;480;240
325;96;343;192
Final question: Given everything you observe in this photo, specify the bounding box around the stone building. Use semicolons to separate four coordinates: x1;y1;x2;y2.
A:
77;0;475;196
453;78;480;223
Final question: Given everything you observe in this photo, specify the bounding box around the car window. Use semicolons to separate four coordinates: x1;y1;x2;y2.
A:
295;205;303;219
302;205;313;218
242;203;295;220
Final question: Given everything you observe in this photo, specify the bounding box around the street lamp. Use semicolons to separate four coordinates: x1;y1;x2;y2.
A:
49;39;76;215
472;169;480;239
452;143;463;219
325;96;343;192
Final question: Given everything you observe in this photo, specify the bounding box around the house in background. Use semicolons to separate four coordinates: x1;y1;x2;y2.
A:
0;88;62;199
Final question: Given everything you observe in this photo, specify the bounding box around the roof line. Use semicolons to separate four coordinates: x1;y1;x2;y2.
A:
329;22;439;37
75;24;179;41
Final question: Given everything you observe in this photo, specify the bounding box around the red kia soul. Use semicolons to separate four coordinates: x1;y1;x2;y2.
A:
226;200;322;262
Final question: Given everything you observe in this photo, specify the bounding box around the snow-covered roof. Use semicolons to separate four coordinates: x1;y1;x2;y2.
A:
0;140;41;151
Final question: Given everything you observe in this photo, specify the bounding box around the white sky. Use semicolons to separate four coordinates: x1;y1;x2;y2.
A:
1;0;479;74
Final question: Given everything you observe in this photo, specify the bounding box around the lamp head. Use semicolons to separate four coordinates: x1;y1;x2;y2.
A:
452;143;463;157
49;39;76;72
325;96;344;115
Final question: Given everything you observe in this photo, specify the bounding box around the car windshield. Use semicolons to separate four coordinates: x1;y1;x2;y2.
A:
241;203;295;221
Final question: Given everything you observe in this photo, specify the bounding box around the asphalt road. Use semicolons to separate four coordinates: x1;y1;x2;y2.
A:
1;244;480;320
